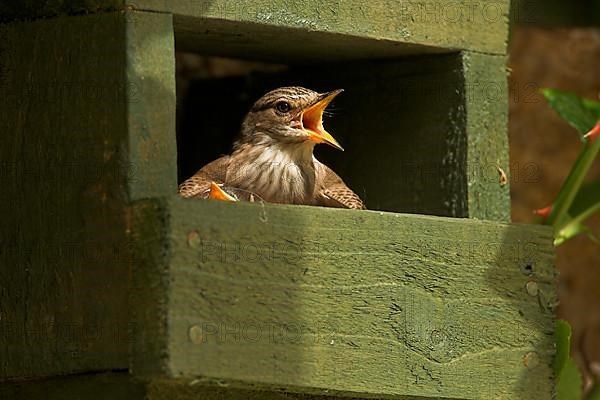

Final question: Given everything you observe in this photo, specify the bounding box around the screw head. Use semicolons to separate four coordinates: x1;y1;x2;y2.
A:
524;352;540;369
526;281;539;297
187;231;201;248
189;325;204;344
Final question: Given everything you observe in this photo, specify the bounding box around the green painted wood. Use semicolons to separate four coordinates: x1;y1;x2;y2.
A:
1;0;511;56
0;372;446;400
125;10;177;200
462;52;510;221
0;0;122;22
138;0;510;57
0;12;130;380
129;199;171;377
131;196;556;399
0;373;145;400
0;10;175;380
147;377;447;400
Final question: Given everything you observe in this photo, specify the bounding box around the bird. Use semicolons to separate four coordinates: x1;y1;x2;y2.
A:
179;86;365;210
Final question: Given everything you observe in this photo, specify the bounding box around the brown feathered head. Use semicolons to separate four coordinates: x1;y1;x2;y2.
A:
238;86;344;151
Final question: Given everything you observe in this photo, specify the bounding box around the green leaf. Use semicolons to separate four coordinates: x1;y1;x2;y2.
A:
547;127;600;229
541;91;600;230
555;222;595;246
558;359;584;400
555;320;583;400
583;98;600;116
554;320;572;374
542;88;600;137
555;185;600;245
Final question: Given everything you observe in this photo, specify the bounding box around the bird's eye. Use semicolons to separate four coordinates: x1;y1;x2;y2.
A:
275;101;291;113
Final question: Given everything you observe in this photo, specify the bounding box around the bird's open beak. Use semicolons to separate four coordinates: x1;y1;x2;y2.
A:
301;89;344;151
208;182;237;201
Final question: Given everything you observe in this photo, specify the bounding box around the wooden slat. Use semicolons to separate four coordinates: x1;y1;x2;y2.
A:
0;373;145;400
163;1;508;59
139;0;510;57
0;1;511;56
0;1;122;22
462;52;511;221
0;12;129;380
125;10;177;200
130;197;556;399
148;378;447;400
0;372;447;400
0;10;175;380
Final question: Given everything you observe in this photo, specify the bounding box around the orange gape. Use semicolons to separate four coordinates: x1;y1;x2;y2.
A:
208;182;236;201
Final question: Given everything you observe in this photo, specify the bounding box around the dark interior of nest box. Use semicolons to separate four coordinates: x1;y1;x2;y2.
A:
176;51;468;217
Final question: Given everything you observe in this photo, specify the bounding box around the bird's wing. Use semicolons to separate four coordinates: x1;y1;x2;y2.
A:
178;156;231;198
316;163;366;210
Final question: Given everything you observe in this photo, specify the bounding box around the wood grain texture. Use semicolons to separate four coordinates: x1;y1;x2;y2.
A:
147;377;447;400
0;372;445;400
129;200;171;377
0;13;130;380
0;372;145;400
131;196;556;399
461;52;511;221
135;0;510;57
0;10;175;380
0;0;122;22
125;10;177;200
0;0;511;56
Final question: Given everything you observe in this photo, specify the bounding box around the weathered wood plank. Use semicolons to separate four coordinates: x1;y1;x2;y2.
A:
1;0;511;56
0;372;446;400
0;10;175;380
0;0;122;22
0;12;130;380
141;0;510;57
462;52;511;221
131;197;556;399
125;10;177;200
148;377;447;400
0;372;145;400
129;200;171;377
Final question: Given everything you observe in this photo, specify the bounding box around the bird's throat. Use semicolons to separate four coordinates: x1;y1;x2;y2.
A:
227;140;317;204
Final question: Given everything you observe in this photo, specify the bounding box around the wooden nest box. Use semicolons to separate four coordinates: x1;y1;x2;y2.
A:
0;1;555;399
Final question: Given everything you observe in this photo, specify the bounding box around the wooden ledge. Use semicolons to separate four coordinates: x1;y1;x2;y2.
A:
0;1;510;56
130;196;555;399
